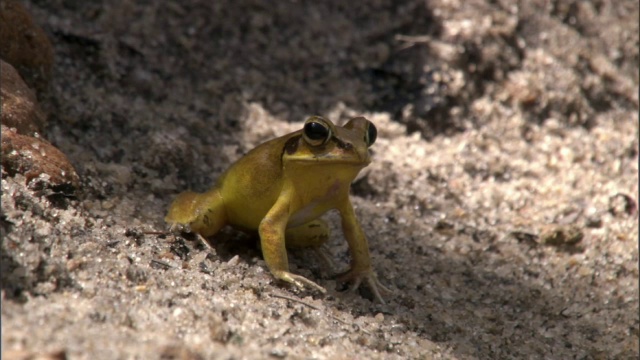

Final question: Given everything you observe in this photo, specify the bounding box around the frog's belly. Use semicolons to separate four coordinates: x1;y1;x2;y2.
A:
287;177;351;227
226;200;331;230
287;201;334;228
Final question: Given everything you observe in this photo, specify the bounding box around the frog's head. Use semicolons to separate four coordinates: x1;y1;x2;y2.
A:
283;116;377;167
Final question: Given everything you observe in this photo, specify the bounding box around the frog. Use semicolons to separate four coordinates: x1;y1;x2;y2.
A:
165;116;389;303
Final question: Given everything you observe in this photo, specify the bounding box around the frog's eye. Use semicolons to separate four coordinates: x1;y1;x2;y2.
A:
303;118;332;146
365;122;377;147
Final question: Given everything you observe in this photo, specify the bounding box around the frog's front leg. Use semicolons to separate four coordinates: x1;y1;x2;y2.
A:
259;194;326;294
336;196;391;304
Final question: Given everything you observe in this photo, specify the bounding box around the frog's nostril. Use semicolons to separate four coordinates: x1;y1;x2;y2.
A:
337;140;353;150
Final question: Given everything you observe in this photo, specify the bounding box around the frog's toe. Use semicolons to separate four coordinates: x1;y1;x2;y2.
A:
273;270;327;294
365;275;393;304
336;269;392;304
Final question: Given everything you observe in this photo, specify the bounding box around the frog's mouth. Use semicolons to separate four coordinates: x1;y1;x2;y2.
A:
290;156;371;166
287;144;371;165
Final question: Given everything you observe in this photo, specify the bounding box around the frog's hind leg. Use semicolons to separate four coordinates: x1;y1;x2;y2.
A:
165;189;227;238
285;219;335;274
285;219;330;248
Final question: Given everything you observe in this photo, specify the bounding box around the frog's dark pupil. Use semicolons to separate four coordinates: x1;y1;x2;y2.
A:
304;122;329;141
366;123;377;146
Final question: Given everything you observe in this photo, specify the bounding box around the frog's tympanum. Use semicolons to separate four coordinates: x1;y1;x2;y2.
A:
166;116;389;302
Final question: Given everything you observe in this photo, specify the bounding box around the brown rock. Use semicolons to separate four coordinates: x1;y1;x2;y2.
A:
1;125;79;192
1;349;67;360
540;225;584;247
1;60;46;135
0;0;54;92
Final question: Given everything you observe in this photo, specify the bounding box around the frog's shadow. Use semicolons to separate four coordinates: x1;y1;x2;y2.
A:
175;228;259;263
177;227;332;285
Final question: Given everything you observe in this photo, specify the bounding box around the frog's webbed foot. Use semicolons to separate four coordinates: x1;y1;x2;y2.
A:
336;269;392;304
272;270;327;294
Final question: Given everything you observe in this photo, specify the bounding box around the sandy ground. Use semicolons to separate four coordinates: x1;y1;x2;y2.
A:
2;1;638;359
